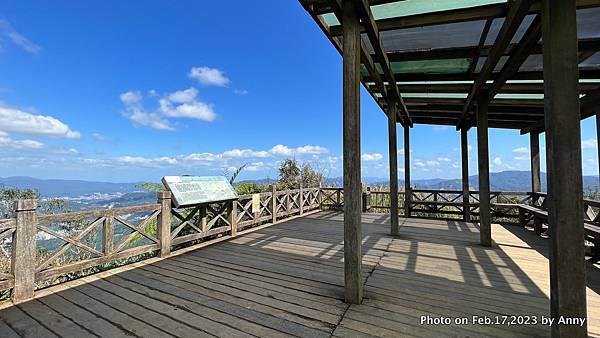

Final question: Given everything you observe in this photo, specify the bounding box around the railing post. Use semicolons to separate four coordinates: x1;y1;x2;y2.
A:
229;199;238;236
362;186;371;212
270;185;277;224
103;216;114;255
299;183;304;215
157;191;171;258
11;199;37;303
318;183;323;210
200;205;207;232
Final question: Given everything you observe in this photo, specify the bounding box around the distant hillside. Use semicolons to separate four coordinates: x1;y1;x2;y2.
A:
2;171;599;201
0;176;143;197
359;171;599;192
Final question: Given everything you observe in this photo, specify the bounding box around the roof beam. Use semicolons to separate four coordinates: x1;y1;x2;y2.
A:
383;37;600;63
361;69;600;82
353;0;411;125
394;82;600;94
520;87;600;134
462;15;542;128
301;0;401;122
457;0;536;130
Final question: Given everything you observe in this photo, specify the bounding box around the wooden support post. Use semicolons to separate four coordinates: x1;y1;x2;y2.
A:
157;191;171;258
530;132;542;199
404;126;411;218
461;127;471;222
342;0;363;305
477;93;492;247
299;183;304;215
270;184;277;224
388;97;399;235
542;1;587;336
229;199;238;236
103;216;114;255
11;199;37;303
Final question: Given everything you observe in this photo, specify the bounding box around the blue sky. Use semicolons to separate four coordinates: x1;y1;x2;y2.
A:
0;1;598;183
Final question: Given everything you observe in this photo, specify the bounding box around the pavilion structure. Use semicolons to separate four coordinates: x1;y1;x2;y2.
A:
299;1;600;337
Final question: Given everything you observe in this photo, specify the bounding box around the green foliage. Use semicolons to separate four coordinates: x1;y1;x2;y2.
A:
0;187;67;218
235;182;263;195
277;159;323;189
136;182;165;192
300;163;324;188
228;163;248;185
278;159;301;189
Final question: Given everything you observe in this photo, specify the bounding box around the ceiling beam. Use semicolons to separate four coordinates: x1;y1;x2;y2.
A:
353;0;411;125
382;37;600;63
457;0;536;130
393;82;600;94
361;69;600;82
462;15;542;128
520;87;600;134
301;0;401;122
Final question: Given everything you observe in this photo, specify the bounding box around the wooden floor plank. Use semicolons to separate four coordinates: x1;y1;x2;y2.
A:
0;317;24;338
0;210;597;337
0;303;59;337
36;293;131;338
17;299;96;338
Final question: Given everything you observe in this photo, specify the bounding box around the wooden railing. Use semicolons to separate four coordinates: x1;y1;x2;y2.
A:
0;186;321;303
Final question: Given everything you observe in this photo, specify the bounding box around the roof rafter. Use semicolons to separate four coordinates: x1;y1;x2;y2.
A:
520;87;600;134
383;38;600;63
352;0;411;126
457;0;536;130
300;0;399;122
462;14;542;128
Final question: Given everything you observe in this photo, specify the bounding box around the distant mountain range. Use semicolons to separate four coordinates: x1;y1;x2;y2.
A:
0;176;143;197
2;171;599;202
352;171;600;192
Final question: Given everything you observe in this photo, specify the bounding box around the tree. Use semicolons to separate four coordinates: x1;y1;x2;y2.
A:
301;163;324;188
278;159;301;189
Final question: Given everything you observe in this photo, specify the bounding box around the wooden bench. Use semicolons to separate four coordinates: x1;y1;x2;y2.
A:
585;222;600;257
516;203;600;256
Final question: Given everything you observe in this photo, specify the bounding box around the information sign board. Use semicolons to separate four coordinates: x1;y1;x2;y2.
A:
162;176;238;208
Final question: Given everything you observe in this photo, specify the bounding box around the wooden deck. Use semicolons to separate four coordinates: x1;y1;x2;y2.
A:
0;210;599;337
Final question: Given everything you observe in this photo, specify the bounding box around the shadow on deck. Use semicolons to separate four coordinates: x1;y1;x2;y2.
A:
0;211;599;337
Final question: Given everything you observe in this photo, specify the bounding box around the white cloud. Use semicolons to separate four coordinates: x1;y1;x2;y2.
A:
0;131;45;150
222;149;271;158
166;88;198;103
120;91;142;106
582;138;597;150
437;157;451;162
234;89;248;96
188;66;230;87
361;153;383;161
120;88;217;129
0;19;41;53
119;94;174;131
0;104;81;138
159;97;216;122
432;126;450;131
493;157;503;166
512;146;529;160
270;144;328;156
